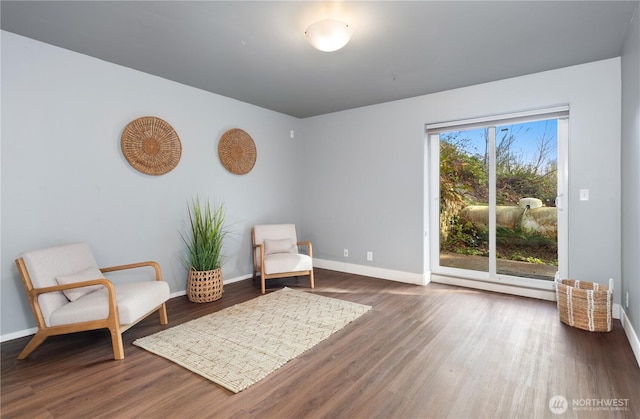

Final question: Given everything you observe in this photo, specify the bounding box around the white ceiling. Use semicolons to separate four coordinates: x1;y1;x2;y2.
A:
1;1;637;118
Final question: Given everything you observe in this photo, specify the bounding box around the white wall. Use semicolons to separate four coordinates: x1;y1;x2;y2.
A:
301;59;622;300
621;3;640;348
1;31;303;337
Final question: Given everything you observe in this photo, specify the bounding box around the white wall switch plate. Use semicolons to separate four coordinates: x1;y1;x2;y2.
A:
579;189;589;201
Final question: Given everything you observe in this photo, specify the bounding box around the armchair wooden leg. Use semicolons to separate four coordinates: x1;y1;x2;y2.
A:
109;327;125;360
309;270;315;289
261;277;266;294
158;304;168;325
17;331;49;360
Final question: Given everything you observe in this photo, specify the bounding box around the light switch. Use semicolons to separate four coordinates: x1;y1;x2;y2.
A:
579;189;589;201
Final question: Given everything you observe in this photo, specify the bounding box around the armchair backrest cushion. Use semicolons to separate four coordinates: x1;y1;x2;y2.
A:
55;266;106;301
253;224;299;263
253;225;298;251
263;238;297;255
20;242;100;326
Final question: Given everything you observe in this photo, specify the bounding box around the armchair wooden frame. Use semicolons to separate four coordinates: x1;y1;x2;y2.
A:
251;228;314;294
15;259;169;360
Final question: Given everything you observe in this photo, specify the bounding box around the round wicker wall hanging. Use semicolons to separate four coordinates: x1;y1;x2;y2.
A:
218;128;256;175
121;116;182;176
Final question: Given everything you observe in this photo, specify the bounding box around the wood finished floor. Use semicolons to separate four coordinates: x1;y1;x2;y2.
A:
2;269;639;419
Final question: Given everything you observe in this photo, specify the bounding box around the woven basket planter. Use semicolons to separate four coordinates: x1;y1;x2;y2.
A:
187;268;223;303
555;277;613;332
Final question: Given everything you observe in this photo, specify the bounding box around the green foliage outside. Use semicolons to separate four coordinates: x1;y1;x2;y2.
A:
439;130;558;265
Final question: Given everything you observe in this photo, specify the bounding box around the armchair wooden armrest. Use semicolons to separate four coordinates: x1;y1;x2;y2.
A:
100;261;162;281
296;241;313;257
30;278;116;296
253;244;265;268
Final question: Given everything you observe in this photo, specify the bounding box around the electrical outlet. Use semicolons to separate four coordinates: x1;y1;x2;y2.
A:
626;291;629;308
344;248;349;257
367;251;373;261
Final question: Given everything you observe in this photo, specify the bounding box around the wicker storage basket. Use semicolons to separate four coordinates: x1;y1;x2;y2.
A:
555;276;613;332
187;268;223;303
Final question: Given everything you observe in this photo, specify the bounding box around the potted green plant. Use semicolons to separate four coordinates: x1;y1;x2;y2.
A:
182;197;229;302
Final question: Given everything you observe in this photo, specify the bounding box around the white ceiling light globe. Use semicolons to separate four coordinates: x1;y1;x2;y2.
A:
305;19;353;52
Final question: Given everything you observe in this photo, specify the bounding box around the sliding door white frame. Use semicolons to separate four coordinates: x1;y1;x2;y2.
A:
426;107;569;298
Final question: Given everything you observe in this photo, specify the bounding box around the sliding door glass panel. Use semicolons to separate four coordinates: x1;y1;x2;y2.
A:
438;128;489;273
494;120;558;280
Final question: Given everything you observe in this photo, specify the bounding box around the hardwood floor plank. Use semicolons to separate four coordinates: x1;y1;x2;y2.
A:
2;269;638;418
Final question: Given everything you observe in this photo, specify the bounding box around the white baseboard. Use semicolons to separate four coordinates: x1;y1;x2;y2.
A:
313;258;428;286
224;273;253;284
1;326;38;343
620;307;640;367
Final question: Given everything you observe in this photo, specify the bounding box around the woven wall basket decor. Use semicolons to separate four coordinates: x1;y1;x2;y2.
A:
121;116;182;176
218;128;256;175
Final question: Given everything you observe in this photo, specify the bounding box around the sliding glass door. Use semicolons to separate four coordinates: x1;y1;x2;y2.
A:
428;109;568;285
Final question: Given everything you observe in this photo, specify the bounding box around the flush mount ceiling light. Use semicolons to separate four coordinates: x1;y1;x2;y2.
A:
304;19;353;52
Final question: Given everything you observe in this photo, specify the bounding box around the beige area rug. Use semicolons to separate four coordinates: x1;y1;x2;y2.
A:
133;287;371;393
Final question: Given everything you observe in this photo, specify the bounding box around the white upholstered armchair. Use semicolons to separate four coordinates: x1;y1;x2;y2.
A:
15;242;170;360
252;224;314;294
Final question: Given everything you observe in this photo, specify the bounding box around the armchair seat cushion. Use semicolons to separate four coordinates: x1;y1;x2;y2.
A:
49;281;170;327
263;253;312;275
